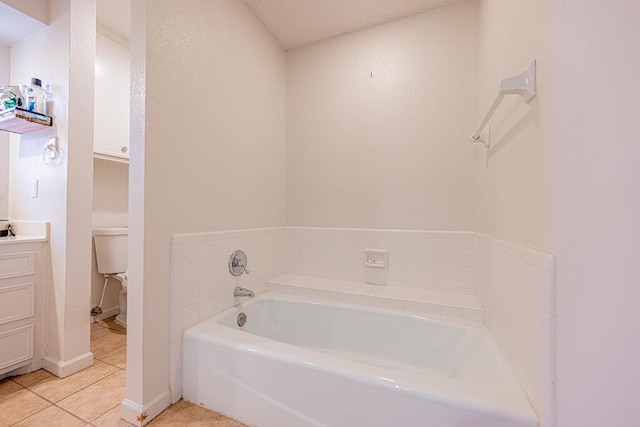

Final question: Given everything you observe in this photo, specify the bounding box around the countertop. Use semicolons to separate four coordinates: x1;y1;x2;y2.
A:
0;221;49;245
0;235;48;245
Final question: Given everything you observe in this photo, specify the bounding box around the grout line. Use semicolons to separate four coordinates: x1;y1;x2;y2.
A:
92;343;127;361
53;402;92;425
7;378;26;390
7;400;52;426
94;356;126;371
4;323;128;427
54;370;126;424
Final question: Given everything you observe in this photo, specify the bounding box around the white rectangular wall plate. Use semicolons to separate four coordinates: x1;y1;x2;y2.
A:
31;179;38;198
364;249;388;269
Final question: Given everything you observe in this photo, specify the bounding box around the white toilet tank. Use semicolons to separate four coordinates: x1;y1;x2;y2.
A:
93;227;128;274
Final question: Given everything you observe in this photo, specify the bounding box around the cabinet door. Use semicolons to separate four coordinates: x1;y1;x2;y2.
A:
0;243;42;376
94;32;130;162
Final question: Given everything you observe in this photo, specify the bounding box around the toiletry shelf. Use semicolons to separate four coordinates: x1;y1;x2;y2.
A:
0;107;52;134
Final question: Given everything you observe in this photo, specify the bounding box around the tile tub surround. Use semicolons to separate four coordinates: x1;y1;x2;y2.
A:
284;227;479;294
169;225;556;424
169;226;479;401
169;227;284;402
267;274;484;322
477;235;556;427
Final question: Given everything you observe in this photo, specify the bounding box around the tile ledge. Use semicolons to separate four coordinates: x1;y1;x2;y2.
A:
267;274;484;312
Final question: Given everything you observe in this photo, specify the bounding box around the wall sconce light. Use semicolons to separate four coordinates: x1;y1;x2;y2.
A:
43;137;59;165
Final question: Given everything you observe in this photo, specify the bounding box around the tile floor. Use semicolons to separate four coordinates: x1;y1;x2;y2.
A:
0;317;247;427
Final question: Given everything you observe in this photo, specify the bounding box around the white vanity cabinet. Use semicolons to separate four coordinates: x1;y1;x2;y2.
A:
0;240;46;377
93;32;130;163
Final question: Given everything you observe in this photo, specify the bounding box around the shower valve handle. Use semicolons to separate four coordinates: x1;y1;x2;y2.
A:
234;259;250;274
229;251;250;276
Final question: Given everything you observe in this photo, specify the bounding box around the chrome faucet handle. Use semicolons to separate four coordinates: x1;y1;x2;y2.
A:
233;258;250;275
229;250;250;276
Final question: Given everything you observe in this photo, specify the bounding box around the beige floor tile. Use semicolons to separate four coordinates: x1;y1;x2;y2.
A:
0;389;50;427
91;323;112;341
148;400;235;427
105;318;127;333
11;369;54;387
28;360;119;402
96;345;127;369
92;404;136;427
91;330;127;358
12;404;86;427
0;377;22;398
96;317;127;333
57;370;126;422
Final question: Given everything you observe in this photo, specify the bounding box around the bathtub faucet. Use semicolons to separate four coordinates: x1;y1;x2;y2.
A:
234;286;254;298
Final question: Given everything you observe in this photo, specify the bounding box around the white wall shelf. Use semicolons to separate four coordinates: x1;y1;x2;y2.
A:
0;107;52;134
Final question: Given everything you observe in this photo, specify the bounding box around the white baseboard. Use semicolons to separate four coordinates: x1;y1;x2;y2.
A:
121;389;171;426
42;352;94;378
91;305;120;322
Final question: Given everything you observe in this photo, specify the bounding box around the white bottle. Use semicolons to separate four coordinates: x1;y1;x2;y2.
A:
30;78;47;114
44;83;53;116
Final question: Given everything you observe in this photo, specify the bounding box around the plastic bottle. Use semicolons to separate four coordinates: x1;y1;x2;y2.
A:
23;86;36;111
30;78;47;114
44;83;53;116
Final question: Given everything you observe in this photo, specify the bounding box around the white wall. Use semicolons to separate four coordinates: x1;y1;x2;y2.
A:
475;1;554;424
92;159;128;228
126;0;286;422
551;1;640;426
0;44;9;220
9;0;95;376
476;0;551;249
286;1;478;231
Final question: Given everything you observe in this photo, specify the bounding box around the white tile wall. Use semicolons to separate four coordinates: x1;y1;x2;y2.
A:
284;227;479;294
169;227;283;402
477;234;556;427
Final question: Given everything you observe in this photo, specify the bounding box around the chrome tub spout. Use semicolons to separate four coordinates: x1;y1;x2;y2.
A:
234;286;254;297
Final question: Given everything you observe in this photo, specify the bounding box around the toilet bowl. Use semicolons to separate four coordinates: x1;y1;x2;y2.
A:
111;272;128;327
93;227;128;327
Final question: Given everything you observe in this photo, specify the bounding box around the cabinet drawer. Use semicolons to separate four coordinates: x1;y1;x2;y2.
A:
0;282;34;325
0;325;34;370
0;252;35;279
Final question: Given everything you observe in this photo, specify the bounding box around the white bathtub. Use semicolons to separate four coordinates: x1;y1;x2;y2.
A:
182;293;537;427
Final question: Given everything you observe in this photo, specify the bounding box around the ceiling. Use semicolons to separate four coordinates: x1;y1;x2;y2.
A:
3;0;463;49
96;0;462;49
0;2;47;47
96;0;131;44
244;0;464;49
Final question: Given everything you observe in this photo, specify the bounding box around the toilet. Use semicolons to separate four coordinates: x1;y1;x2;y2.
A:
93;227;128;327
